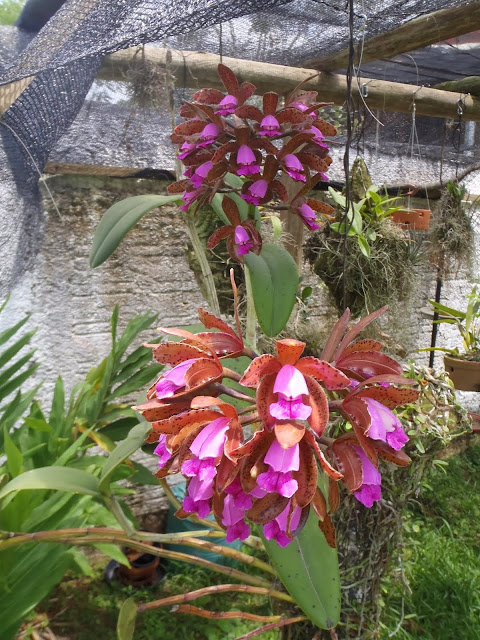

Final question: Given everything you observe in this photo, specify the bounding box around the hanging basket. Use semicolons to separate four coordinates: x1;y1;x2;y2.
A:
391;208;431;230
444;354;480;392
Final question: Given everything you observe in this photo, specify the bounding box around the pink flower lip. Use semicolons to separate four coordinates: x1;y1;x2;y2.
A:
270;364;312;420
273;365;308;399
241;179;268;205
155;358;197;398
197;123;220;147
353;446;382;508
234;225;254;255
308;126;329;149
284;154;306;182
364;398;408;451
180;187;203;211
259;115;281;137
264;439;300;472
290;101;309;112
297;203;321;230
236;145;261;177
178;142;196;159
191;160;213;188
215;94;238;115
153;434;172;467
190;416;230;459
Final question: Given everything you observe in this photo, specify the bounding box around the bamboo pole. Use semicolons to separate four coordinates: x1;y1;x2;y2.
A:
301;1;480;71
98;47;480;122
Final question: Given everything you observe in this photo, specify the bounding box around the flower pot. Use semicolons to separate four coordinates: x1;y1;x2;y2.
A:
444;354;480;392
391;208;431;230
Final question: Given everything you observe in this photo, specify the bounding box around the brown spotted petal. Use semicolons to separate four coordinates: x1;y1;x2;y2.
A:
151;342;206;366
207;225;234;250
355;385;419;409
134;398;190;422
303;430;342;480
263;92;279;115
311;487;327;520
150;408;220;435
246;493;289;525
318;514;337;549
184;357;223;390
305;376;329;436
217;63;239;94
216;457;239;492
329;440;363;492
276;108;309;125
328;477;340;514
297;356;350;390
174;119;205;137
375;440;411;466
240;354;281;387
196;330;243;358
336;350;403;381
257;374;277;429
312;119;338;137
343;397;378;465
276;338;305;365
237;81;256;104
277;132;315;158
341;338;383;356
293;442;318;507
193;88;226;104
235;105;263;122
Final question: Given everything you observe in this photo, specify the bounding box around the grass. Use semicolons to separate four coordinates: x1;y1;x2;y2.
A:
379;443;480;639
24;560;282;640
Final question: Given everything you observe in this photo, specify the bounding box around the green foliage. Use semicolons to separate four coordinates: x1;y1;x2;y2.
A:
380;445;480;639
35;563;280;640
0;304;162;639
426;285;480;358
244;244;299;336
305;185;424;316
89;194;182;267
0;0;25;25
263;509;340;629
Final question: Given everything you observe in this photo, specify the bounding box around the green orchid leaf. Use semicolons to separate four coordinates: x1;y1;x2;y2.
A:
263;510;341;629
117;597;138;640
0;467;101;500
98;422;151;493
357;235;371;258
244;244;298;337
90;194;182;267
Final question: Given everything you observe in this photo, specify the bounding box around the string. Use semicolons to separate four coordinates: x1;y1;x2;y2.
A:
342;0;355;312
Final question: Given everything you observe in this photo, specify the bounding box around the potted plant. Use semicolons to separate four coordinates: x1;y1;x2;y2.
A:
426;286;480;391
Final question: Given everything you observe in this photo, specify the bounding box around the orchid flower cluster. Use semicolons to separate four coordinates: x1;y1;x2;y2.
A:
167;63;337;262
136;295;418;548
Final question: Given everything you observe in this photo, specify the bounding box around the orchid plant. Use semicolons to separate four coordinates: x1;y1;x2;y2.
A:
82;64;424;635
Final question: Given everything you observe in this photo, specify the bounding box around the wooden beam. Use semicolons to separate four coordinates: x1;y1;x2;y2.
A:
98;47;480;121
301;1;480;71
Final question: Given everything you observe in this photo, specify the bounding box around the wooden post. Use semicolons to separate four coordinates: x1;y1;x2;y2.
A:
97;47;480;122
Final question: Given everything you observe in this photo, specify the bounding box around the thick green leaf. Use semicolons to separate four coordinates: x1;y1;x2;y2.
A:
244;244;298;337
90;194;182;267
0;315;30;347
0;467;101;500
3;426;23;477
263;511;340;629
357;234;371;258
117;597;138;640
99;422;151;492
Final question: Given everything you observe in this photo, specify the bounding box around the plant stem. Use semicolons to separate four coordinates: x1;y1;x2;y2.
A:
138;584;294;613
183;209;221;316
234;616;308;640
105;495;135;535
215;383;255;404
244;266;257;350
170;605;282;623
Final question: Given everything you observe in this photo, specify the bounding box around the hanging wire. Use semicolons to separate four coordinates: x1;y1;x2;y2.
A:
342;0;356;312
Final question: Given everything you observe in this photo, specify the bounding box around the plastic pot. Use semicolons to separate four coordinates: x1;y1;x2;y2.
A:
444;354;480;392
391;208;431;230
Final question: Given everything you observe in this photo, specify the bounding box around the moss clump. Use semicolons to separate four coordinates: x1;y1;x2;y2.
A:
428;181;475;277
305;218;421;317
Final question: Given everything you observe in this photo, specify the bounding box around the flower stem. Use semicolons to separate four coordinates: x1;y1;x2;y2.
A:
214;383;255;404
138;584;294;613
244;265;257;350
183;209;221;317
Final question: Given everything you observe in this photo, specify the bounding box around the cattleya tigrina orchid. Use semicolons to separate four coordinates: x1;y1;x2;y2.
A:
136;286;418;548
